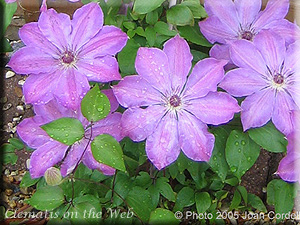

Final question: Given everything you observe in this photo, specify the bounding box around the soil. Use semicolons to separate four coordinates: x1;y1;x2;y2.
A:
0;1;290;225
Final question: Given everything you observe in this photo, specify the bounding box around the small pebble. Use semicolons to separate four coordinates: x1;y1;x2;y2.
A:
16;105;24;111
12;117;20;122
4;169;10;175
18;79;25;86
9;200;17;209
0;96;8;104
8;175;14;183
14;87;23;98
3;103;12;111
11;171;17;176
5;71;15;79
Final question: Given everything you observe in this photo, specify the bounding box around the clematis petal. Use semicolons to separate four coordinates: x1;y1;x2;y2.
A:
7;47;57;74
121;106;166;142
17;117;50;149
29;141;68;178
183;58;227;99
209;44;235;70
77;56;121;82
219;68;268;97
79;26;128;58
241;88;275;131
92;113;124;142
199;16;236;44
54;69;90;110
60;141;85;177
178;111;215;162
264;19;300;45
23;73;58;106
113;75;162;108
19;23;58;54
101;89;119;113
33;99;77;122
163;35;192;90
204;0;239;32
185;92;240;125
82;147;116;176
135;47;171;92
272;91;298;136
146;113;180;170
38;9;71;50
253;0;289;29
277;133;300;182
71;2;103;50
230;40;267;75
253;30;285;71
234;0;261;26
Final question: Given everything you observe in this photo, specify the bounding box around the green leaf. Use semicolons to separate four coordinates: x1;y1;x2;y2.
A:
248;122;288;153
225;130;260;181
111;173;132;206
133;0;165;14
146;10;158;25
267;179;294;218
91;134;126;172
174;187;195;211
154;21;177;36
209;127;231;181
237;186;248;205
195;192;211;214
1;0;17;34
134;172;152;188
0;37;13;53
8;138;24;150
225;177;239;186
181;0;207;18
41;118;84;145
229;190;241;211
149;208;180;225
145;27;156;46
70;200;101;225
148;185;160;209
191;50;208;62
1;143;18;165
118;39;140;76
177;24;212;47
136;27;146;37
81;84;111;122
126;186;153;222
28;186;64;210
248;193;267;213
20;172;40;188
123;21;136;30
155;177;176;202
167;5;194;26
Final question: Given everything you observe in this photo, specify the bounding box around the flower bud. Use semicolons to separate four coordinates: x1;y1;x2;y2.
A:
44;167;62;186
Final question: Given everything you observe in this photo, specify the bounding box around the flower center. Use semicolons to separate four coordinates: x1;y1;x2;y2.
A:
61;50;75;65
273;73;284;85
241;31;254;41
169;95;181;107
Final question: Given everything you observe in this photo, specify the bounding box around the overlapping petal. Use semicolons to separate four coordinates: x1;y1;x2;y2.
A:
121;106;166;142
101;89;119;113
77;56;121;82
17;117;50;149
146;113;180;170
113;75;162;108
177;111;215;162
23;73;58;106
7;47;57;74
185;92;240;125
71;2;103;50
79;26;128;58
253;0;289;29
29;141;68;178
234;0;261;26
38;9;71;50
54;69;90;110
163;35;192;90
135;47;171;92
272;91;298;136
219;68;267;97
241;88;275;131
183;58;227;99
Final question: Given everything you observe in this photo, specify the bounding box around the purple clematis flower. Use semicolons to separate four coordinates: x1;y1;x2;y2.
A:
8;2;128;110
199;0;300;64
219;30;300;135
5;0;80;3
17;89;123;178
113;35;240;170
